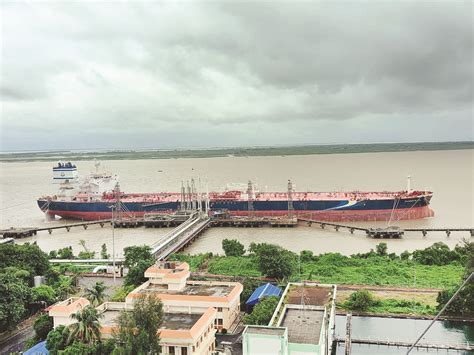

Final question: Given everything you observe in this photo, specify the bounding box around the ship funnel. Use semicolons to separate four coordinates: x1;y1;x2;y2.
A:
52;161;78;184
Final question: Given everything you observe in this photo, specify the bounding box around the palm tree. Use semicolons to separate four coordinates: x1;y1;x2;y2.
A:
66;305;102;345
84;281;107;306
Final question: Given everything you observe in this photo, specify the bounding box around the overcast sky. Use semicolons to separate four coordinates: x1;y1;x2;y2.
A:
1;1;472;151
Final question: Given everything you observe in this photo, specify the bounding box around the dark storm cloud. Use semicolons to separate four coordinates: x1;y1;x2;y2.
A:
0;1;472;150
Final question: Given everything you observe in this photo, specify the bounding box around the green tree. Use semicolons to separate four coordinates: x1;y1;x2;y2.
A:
66;306;102;345
0;273;32;331
244;296;279;325
412;242;456;265
3;266;31;284
222;239;246;257
125;260;153;287
254;244;296;279
57;246;75;259
375;243;388;256
46;325;68;355
101;244;110;259
33;313;54;341
123;245;154;268
84;281;107;306
31;285;57;305
347;289;377;311
0;243;50;275
400;250;411;260
437;241;474;316
113;295;163;354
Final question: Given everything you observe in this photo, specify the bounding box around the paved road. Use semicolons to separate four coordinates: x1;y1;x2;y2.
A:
0;315;37;355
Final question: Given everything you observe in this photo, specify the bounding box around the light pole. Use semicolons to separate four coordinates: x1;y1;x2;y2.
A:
110;205;116;285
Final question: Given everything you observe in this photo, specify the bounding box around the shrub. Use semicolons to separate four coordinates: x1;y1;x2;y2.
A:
31;285;57;305
346;289;377;311
376;243;388;256
33;313;53;341
46;325;68;355
244;296;280;325
300;250;315;262
222;239;245;257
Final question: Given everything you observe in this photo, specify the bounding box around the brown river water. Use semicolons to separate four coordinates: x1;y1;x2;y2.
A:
0;149;472;257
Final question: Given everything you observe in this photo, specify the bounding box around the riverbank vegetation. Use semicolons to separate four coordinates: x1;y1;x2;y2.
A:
172;241;468;289
2;141;473;162
172;240;472;317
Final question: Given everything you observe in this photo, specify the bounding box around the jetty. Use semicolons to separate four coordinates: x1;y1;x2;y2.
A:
298;216;473;238
212;216;297;228
0;219;111;238
150;212;211;260
114;213;191;228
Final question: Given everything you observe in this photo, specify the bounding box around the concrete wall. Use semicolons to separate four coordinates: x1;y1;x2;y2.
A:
243;330;288;355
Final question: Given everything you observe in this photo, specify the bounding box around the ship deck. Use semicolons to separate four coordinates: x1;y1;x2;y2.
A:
93;190;430;203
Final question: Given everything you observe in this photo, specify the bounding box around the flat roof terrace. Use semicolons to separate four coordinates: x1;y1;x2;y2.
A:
100;308;202;331
280;306;325;345
137;282;234;298
286;285;331;306
244;326;286;336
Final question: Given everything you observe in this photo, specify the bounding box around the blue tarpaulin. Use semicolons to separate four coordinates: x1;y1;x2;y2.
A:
246;283;282;306
24;340;49;355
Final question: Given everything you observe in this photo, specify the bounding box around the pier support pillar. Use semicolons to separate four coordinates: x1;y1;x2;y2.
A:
422;230;427;237
321;223;325;229
48;229;52;234
100;223;104;228
446;230;451;237
470;230;474;237
66;227;70;232
83;225;88;230
345;313;352;355
350;228;354;234
335;226;340;231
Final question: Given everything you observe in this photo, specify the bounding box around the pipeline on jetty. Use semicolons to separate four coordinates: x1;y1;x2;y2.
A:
1;212;472;240
298;216;474;238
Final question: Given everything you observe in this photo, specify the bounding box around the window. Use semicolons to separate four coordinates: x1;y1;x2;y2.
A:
181;347;187;355
169;346;175;355
217;318;223;325
217;307;222;312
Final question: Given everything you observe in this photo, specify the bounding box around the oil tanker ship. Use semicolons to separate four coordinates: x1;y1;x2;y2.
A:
37;162;434;222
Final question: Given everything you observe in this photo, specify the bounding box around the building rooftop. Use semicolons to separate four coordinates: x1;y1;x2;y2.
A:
280;306;325;345
100;307;202;331
244;326;287;336
286;285;331;306
137;282;234;298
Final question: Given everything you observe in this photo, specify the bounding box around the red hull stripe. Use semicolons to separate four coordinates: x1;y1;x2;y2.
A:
47;206;434;222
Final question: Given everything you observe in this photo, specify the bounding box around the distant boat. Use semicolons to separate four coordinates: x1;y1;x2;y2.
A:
158;170;163;173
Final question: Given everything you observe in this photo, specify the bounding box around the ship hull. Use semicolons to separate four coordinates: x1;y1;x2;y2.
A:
38;197;434;222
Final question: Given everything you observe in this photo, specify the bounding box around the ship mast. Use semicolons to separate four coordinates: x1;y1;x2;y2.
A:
247;180;254;217
287;179;294;217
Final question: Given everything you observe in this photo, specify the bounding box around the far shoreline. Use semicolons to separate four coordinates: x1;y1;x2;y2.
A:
1;141;473;163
